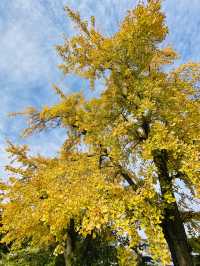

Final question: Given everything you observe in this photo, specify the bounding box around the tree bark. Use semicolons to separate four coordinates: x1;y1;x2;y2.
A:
63;219;76;266
153;149;193;266
63;235;73;266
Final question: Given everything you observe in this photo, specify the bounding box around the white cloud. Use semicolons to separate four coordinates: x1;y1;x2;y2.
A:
0;1;62;85
163;0;200;62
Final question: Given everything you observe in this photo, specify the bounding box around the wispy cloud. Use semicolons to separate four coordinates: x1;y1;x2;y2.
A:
163;0;200;62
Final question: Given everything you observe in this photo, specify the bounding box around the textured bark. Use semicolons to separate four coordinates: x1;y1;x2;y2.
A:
153;149;193;266
161;205;193;266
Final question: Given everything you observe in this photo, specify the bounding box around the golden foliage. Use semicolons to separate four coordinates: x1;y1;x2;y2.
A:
1;1;200;264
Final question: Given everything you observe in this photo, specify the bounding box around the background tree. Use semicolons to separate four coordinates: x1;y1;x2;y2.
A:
0;247;64;266
1;0;200;265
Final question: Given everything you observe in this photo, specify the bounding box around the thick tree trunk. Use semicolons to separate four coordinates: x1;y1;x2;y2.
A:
153;149;193;266
161;200;194;266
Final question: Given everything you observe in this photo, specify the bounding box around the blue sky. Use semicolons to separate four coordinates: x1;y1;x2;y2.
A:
0;0;200;176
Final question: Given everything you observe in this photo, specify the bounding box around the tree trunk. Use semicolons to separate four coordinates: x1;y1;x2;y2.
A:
161;200;194;266
153;149;193;266
63;219;76;266
63;234;73;266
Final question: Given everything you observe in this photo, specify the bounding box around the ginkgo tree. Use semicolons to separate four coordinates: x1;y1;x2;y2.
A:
1;0;200;265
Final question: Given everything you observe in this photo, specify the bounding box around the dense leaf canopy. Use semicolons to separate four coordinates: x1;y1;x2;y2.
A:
1;1;200;265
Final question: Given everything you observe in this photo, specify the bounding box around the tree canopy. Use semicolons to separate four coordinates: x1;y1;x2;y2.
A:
1;1;200;265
